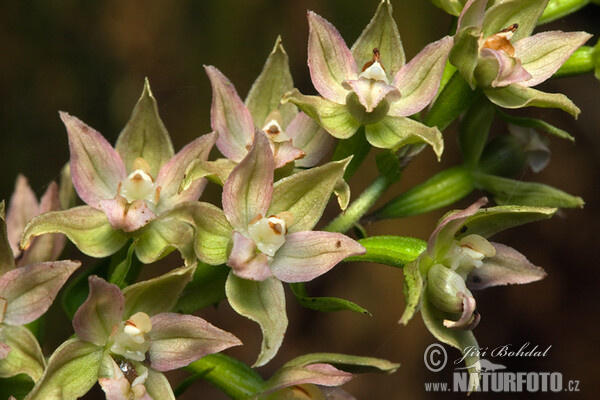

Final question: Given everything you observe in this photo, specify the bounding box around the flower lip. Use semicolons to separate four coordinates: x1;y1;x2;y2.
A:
247;214;289;257
481;24;519;56
118;168;160;207
359;48;389;84
262;120;291;143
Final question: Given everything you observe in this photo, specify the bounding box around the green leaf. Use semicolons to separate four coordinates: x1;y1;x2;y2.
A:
351;0;405;76
475;173;584;209
0;374;34;400
20;206;128;259
176;263;229;313
122;264;195;318
115;78;174;177
24;339;103;400
108;241;136;289
269;158;350;233
225;273;287;367
459;100;496;167
345;236;426;268
283;353;399;374
282;90;360;139
0;325;45;382
332;126;370;180
61;258;110;320
455;203;557;239
245;36;297;127
495;109;574;141
289;282;371;315
373;166;475;220
365;116;444;160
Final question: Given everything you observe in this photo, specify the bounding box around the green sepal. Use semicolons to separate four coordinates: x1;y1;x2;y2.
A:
482;0;548;42
332;126;370;180
24;339;104;400
282;353;399;375
122;264;195;318
289;282;371;316
484;84;580;118
495;108;574;142
431;0;467;16
61;257;110;320
108;240;137;289
58;163;76;210
115;78;174;177
245;36;297;127
225;273;287;368
454;203;557;239
0;325;45;382
450;26;481;88
20;206;128;259
0;374;34;400
181;158;237;190
145;368;176;400
420;290;480;393
459;100;495;167
176;263;229;314
269;158;351;233
475;173;584;208
399;259;424;325
282;89;360;139
345;236;426;268
372;166;475;220
183;354;264;399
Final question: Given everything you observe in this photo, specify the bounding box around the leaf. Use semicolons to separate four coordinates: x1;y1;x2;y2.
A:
24;339;104;400
269;158;350;233
21;206;128;259
225;273;287;367
475;173;584;209
289;282;370;315
114;78;175;176
345;236;427;268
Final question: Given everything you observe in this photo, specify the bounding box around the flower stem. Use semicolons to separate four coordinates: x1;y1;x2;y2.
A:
182;354;264;399
324;174;396;233
553;46;595;78
539;0;589;25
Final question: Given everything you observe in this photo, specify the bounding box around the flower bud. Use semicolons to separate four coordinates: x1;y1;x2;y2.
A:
477;135;527;177
427;264;473;315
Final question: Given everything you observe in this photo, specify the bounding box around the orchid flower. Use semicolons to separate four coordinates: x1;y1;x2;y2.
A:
20;79;216;264
180;130;364;367
24;267;241;400
0;201;80;382
400;197;553;391
256;353;399;400
183;36;333;190
450;0;591;116
283;0;452;159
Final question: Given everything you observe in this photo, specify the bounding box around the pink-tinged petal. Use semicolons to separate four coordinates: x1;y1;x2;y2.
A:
270;231;365;283
466;242;546;290
148;312;242;372
222;131;273;231
73;276;124;346
428;198;488;258
0;342;9;360
390;36;453;116
321;387;357;400
100;197;157;233
228;232;272;281
457;0;486;31
155;132;216;211
5;175;38;257
514;31;593;88
0;324;45;381
442;292;480;330
307;11;357;103
60;112;127;208
0;203;15;276
273;141;306;169
99;356;153;400
343;78;400;113
286;112;334;168
205;66;255;162
262;364;354;394
0;260;80;326
479;48;532;88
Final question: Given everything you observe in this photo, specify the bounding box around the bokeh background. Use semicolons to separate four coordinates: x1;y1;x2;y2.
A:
1;1;599;399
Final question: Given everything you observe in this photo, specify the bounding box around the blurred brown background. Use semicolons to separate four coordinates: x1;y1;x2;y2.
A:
1;1;599;399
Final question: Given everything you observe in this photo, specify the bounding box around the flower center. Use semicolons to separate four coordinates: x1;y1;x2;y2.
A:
481;24;518;56
247;213;294;257
444;234;496;273
262;120;291;144
0;297;6;324
360;48;389;84
117;158;161;207
110;312;152;362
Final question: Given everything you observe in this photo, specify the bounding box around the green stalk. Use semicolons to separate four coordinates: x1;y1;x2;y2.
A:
182;354;264;399
324;174;396;233
539;0;589;25
554;46;595;78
